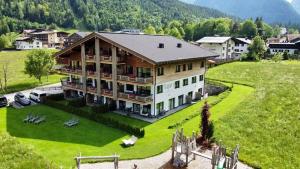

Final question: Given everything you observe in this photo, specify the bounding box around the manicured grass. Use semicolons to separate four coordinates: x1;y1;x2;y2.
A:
206;61;300;169
0;51;64;94
0;83;253;168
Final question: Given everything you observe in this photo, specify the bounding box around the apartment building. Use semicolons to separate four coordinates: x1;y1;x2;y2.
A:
15;37;43;50
196;37;235;60
232;38;252;58
56;32;217;117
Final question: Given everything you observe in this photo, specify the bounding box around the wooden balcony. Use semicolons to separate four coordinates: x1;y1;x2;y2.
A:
101;55;112;63
87;86;97;94
100;73;112;80
118;92;153;103
117;75;153;84
87;71;98;78
60;67;82;75
101;89;113;97
61;80;83;91
86;55;96;62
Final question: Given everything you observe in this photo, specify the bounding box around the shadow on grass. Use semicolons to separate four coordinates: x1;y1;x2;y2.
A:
6;105;127;147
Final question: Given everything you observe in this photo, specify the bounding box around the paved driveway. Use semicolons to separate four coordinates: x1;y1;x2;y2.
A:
4;83;63;105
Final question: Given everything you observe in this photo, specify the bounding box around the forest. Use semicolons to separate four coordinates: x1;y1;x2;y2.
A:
0;0;227;34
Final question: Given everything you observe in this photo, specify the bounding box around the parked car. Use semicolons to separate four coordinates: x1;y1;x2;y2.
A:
29;91;47;103
14;93;31;106
0;95;8;107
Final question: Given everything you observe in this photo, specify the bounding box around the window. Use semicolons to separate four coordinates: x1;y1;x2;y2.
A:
157;67;164;76
175;65;181;72
178;95;184;106
156;102;164;113
183;79;188;86
198;88;203;94
188;92;193;98
192;76;197;83
183;64;186;71
175;81;180;89
199;75;204;81
201;61;205;68
188;63;193;70
169;98;175;110
157;85;163;94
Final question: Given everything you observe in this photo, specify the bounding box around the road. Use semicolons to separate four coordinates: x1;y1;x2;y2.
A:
4;83;63;103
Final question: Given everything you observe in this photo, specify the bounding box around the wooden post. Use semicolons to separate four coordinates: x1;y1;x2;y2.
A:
186;139;189;167
171;133;175;162
81;44;87;94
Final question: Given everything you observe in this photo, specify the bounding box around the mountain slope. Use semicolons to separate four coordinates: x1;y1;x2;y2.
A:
0;0;227;31
292;0;300;14
194;0;300;24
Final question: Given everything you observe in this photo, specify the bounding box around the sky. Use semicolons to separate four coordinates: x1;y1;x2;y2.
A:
287;0;293;3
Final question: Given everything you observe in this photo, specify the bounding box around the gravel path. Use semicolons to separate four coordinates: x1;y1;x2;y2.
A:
80;149;252;169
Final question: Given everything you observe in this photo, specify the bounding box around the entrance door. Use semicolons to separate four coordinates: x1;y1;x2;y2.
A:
169;98;175;110
119;100;126;110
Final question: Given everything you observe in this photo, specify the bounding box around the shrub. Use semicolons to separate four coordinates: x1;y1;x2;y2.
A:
46;93;64;101
91;104;109;114
67;97;85;107
0;133;57;169
272;53;283;62
186;95;192;104
195;92;202;100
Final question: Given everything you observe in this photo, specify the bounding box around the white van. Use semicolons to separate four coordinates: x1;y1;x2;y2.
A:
29;91;47;103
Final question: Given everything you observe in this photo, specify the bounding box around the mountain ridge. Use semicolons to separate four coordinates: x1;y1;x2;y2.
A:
193;0;300;24
0;0;228;32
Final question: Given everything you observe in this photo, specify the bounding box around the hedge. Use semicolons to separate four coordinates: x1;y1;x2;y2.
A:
43;97;145;137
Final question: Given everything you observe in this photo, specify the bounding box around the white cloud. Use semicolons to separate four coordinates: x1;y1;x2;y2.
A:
287;0;293;3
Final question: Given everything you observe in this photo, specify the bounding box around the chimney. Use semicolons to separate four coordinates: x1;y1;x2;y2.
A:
177;43;182;48
158;43;164;48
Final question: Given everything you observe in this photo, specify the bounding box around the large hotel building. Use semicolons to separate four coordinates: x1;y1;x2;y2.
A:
56;32;217;117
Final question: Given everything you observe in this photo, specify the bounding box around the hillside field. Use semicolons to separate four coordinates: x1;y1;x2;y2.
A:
206;61;300;168
0;51;64;94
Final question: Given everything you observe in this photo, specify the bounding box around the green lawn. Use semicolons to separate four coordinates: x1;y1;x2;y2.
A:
206;61;300;169
0;51;64;94
0;83;253;168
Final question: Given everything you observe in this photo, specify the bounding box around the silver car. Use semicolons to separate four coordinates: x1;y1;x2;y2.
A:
14;92;31;106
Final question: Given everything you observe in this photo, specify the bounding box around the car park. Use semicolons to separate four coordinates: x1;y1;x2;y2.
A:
14;92;31;106
29;91;47;103
0;95;8;107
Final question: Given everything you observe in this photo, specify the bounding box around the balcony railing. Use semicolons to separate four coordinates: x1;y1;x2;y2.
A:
101;55;112;62
60;67;82;75
87;86;97;93
118;92;152;103
100;55;125;63
101;89;113;96
87;71;97;77
100;73;112;79
86;55;96;62
61;80;83;90
117;75;153;84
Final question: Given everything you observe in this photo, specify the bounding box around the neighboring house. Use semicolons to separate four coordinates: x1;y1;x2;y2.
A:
232;38;252;58
268;43;300;55
65;32;91;47
56;32;217;117
20;29;69;49
286;34;300;43
15;37;43;50
196;37;235;60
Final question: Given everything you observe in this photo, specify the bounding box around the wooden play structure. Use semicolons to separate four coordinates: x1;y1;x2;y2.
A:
74;153;120;169
192;143;240;169
171;129;240;168
171;128;197;167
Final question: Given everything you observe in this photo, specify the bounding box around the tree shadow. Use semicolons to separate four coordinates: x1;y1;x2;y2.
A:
6;105;128;147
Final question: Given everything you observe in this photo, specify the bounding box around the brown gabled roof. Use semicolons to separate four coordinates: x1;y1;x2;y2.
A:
56;32;218;64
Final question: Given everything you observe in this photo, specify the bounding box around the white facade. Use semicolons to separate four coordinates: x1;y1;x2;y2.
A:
15;39;43;50
197;37;235;60
234;43;249;58
154;74;204;114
